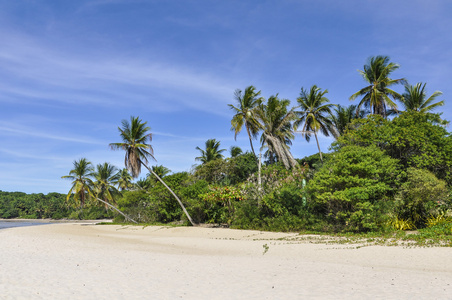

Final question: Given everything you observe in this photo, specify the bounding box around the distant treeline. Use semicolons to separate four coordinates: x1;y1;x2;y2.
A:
0;191;112;220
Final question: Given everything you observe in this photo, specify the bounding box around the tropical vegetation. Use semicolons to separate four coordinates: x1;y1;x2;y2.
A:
3;55;451;244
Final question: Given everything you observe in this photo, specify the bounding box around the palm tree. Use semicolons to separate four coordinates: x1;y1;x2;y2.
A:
117;168;133;191
350;55;406;118
295;85;335;163
92;162;121;210
135;177;152;190
331;104;365;137
146;165;171;187
195;139;226;164
228;86;263;157
151;165;171;178
256;95;298;169
401;82;444;113
230;146;243;158
61;158;94;208
110;116;196;226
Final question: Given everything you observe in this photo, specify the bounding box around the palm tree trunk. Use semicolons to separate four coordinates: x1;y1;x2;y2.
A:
95;197;137;224
140;160;196;226
314;132;323;163
245;123;256;157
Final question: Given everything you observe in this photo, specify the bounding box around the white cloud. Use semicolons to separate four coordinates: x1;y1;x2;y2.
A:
0;29;236;115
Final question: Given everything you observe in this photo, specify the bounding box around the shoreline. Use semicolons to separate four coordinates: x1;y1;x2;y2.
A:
1;223;452;298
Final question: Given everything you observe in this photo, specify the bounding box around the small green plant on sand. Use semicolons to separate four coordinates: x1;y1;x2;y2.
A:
388;216;416;231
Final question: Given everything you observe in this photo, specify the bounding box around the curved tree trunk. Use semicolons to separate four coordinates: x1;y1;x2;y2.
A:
140;160;196;226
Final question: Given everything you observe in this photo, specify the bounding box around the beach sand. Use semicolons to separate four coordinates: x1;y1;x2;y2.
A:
1;223;451;299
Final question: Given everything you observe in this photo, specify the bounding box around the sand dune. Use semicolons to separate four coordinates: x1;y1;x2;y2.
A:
1;223;451;299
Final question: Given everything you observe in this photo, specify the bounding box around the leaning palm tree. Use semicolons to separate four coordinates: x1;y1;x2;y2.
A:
331;104;366;137
109;116;196;226
195;139;226;164
350;55;406;118
295;85;336;163
228;86;263;157
256;95;298;169
92;162;121;210
401;82;444;113
61;158;94;208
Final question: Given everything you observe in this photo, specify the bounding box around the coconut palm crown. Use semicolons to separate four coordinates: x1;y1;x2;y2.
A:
294;85;336;162
195;139;226;164
109;116;155;178
401;82;444;113
228;86;263;156
350;55;406;118
61;158;94;208
256;95;298;169
92;162;121;208
331;104;366;138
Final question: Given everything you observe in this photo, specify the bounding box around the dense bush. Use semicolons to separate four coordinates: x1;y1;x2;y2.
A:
393;168;450;228
232;163;314;231
307;145;401;232
194;152;258;185
335;111;452;184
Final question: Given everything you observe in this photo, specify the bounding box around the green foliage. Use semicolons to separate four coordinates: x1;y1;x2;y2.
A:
117;172;210;224
335;111;452;184
194;152;258;185
388;216;416;231
0;191;71;219
227;152;258;184
394;168;450;228
195;139;226;164
232;163;315;231
426;214;452;228
194;159;230;184
308;145;401;232
199;186;244;225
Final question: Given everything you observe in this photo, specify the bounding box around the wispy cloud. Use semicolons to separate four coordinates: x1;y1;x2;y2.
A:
0;124;105;145
0;29;236;115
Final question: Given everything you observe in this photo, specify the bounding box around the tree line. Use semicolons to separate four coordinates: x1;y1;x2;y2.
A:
4;55;450;234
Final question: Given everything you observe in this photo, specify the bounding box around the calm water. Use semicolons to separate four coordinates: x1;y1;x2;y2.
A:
0;220;52;230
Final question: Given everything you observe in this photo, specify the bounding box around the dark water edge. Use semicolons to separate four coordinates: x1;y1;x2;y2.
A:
0;220;53;230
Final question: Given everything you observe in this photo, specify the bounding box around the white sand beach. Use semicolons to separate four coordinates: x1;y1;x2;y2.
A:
1;223;451;299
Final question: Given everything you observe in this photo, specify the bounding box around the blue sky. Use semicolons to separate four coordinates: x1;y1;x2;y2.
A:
1;0;451;194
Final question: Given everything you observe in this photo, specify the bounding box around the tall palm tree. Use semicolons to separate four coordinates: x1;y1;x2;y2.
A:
350;55;406;118
295;85;335;163
401;82;444;113
331;104;365;137
110;116;196;226
256;95;298;169
228;86;263;157
117;168;133;191
61;158;94;208
195;139;226;164
92;162;121;210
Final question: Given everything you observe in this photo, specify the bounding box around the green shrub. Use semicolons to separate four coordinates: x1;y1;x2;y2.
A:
394;168;450;228
308;145;401;232
335;111;452;185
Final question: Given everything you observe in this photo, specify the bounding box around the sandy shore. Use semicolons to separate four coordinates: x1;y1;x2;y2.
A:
1;223;451;299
